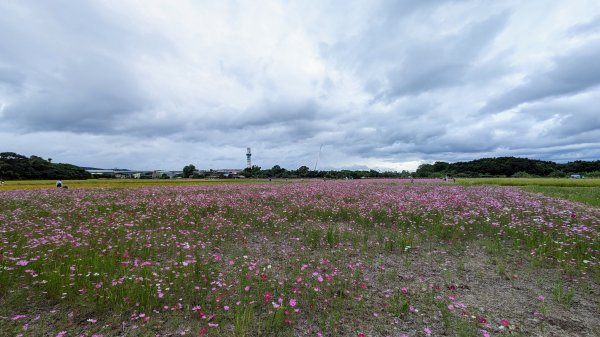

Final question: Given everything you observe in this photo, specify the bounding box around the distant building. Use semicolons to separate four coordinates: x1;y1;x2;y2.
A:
570;174;583;179
86;169;120;178
215;169;243;177
133;172;153;179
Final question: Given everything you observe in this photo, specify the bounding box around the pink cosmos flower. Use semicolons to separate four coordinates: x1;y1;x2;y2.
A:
289;298;297;307
481;329;490;337
401;287;408;294
224;306;230;311
16;260;28;266
264;292;272;303
56;331;67;337
537;295;545;302
500;319;509;327
12;314;27;320
424;327;432;335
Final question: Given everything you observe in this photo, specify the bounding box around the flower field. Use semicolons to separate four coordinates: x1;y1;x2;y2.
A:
1;180;599;336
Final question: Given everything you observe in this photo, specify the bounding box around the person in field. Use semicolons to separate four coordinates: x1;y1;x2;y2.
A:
56;179;62;188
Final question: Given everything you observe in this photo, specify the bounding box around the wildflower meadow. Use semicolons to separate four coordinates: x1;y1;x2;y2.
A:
1;180;599;336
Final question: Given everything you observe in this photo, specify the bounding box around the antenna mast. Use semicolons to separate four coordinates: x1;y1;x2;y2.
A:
314;144;322;171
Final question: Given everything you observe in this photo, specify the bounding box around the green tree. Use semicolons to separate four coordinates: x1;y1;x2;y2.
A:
242;165;262;178
182;164;196;178
296;165;310;177
415;163;434;177
271;165;285;178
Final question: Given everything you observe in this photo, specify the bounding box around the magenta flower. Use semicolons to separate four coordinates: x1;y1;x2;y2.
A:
289;298;297;307
500;319;509;327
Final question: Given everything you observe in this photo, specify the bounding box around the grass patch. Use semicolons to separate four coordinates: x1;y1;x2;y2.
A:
520;186;600;207
457;177;600;187
0;178;270;191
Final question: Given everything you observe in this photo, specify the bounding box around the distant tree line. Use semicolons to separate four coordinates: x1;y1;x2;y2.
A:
5;151;599;181
0;152;91;180
240;165;412;179
415;157;600;178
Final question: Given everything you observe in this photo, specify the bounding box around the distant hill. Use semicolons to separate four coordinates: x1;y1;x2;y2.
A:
415;157;600;178
0;152;91;180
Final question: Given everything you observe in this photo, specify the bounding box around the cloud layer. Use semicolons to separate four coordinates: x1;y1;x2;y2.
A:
1;0;600;171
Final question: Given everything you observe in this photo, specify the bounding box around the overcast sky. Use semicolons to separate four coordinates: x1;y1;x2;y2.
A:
1;0;600;171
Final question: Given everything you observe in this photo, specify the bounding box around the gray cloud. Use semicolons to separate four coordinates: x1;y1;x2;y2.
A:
1;1;600;171
0;1;169;134
567;15;600;36
483;39;600;113
318;3;509;102
382;11;510;99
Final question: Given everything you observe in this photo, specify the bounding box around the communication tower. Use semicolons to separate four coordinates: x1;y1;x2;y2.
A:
246;148;252;168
